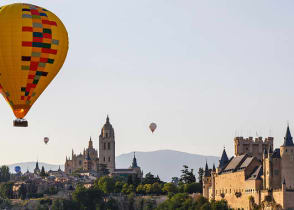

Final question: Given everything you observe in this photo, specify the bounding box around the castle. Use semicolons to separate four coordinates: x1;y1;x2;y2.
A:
64;116;143;179
203;125;294;210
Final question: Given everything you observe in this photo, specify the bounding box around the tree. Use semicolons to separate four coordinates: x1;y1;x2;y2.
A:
162;183;178;194
171;177;179;185
18;184;27;200
198;167;204;185
114;181;124;193
136;184;145;195
121;183;129;195
180;165;196;184
0;182;13;199
72;185;104;210
142;172;162;185
144;184;152;194
151;183;162;195
96;176;115;194
0;166;10;182
184;183;202;194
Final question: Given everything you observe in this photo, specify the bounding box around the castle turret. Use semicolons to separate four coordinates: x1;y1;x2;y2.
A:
280;125;294;188
99;115;115;172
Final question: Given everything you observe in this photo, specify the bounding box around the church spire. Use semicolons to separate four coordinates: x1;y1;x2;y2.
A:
212;163;216;172
283;124;294;146
131;152;138;168
106;115;109;123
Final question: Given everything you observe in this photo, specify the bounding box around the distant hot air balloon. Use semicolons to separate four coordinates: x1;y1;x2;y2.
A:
15;166;21;173
0;3;69;127
44;137;49;144
149;122;157;133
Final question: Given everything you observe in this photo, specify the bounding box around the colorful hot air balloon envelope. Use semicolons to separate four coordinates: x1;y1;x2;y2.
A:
15;166;21;173
149;122;157;133
0;3;69;127
44;137;49;144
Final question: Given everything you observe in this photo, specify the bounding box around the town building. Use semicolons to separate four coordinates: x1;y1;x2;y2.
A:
203;125;294;210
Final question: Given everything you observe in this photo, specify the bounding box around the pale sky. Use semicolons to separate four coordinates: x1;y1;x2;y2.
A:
0;0;294;165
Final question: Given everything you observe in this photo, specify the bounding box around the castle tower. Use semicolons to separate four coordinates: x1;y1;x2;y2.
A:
99;115;115;172
263;146;273;190
203;161;212;199
280;125;294;189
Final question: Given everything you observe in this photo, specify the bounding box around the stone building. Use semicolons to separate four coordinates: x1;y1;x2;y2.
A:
203;125;294;210
64;116;143;178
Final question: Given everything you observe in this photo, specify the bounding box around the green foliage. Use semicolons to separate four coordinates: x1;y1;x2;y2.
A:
184;183;202;194
142;172;162;185
162;183;178;194
114;181;124;193
0;182;13;199
136;184;145;195
96;176;115;194
156;193;230;210
72;185;104;210
18;183;27;200
180;165;196;184
198;167;204;184
151;182;162;195
0;166;10;182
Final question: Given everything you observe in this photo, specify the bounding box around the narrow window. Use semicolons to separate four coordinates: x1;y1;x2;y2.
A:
108;142;110;150
103;157;105;162
108;157;110;162
104;143;106;150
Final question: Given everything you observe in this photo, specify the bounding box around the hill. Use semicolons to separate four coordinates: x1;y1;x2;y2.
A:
7;150;220;181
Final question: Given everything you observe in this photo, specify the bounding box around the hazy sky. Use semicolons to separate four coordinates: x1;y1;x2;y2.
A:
1;0;294;166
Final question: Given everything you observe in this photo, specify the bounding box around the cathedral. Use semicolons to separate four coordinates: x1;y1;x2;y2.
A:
203;125;294;209
64;116;143;178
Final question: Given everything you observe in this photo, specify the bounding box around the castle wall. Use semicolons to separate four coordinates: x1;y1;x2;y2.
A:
272;158;281;189
280;146;294;189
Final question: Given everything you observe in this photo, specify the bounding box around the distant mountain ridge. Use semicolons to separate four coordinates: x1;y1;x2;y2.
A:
7;150;220;181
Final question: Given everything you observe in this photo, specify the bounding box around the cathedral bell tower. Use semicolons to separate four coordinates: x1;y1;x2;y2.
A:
99;115;115;172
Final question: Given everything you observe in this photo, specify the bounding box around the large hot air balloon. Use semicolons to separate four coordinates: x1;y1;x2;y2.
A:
0;3;69;127
149;122;157;133
44;137;49;144
15;166;21;173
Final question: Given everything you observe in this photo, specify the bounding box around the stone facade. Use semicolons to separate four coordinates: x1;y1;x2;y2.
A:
203;125;294;210
64;116;143;179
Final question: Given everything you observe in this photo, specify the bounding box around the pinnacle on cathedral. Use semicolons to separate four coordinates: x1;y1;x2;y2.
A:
283;125;294;146
132;152;138;168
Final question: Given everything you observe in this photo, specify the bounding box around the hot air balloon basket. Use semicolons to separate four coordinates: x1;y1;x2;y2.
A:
13;119;28;127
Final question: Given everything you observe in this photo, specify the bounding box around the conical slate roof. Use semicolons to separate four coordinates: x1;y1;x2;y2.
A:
283;125;294;146
219;148;229;169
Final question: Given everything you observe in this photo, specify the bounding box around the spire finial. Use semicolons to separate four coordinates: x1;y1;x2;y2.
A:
106;115;109;123
134;152;136;158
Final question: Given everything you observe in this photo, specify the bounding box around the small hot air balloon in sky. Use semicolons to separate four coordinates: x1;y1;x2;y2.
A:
44;137;49;144
149;122;157;133
0;3;69;127
15;166;21;173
